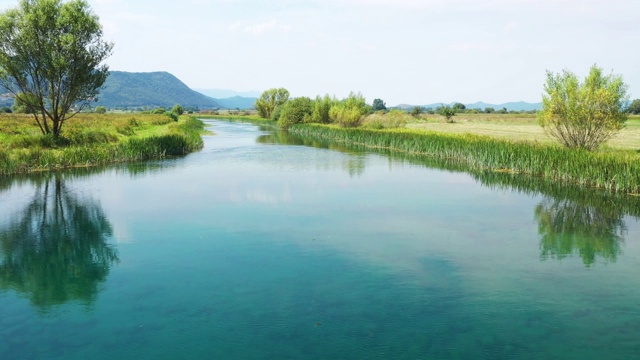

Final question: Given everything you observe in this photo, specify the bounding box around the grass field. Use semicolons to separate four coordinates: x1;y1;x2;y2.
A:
0;113;206;175
408;113;640;151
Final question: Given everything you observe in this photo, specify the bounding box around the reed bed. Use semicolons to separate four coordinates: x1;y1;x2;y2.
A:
0;114;204;175
289;124;640;194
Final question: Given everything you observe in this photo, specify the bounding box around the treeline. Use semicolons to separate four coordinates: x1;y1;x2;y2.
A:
254;88;412;130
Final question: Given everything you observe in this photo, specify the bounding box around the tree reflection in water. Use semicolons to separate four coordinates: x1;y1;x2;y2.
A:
535;198;626;267
260;127;639;268
0;173;118;311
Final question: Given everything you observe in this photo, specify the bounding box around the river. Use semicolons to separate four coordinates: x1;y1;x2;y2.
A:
1;120;639;359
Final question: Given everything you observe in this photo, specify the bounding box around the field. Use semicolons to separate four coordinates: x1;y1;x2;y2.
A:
0;113;206;175
408;113;640;151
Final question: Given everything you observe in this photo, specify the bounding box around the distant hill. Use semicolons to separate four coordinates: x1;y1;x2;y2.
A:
396;101;542;112
95;71;220;109
215;96;257;110
0;93;12;108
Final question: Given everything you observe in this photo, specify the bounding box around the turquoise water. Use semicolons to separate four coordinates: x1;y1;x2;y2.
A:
1;120;639;359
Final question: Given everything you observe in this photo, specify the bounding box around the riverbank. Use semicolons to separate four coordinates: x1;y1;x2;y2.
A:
0;113;206;175
287;124;640;194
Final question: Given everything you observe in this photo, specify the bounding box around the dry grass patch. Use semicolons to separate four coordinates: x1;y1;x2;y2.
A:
407;113;640;151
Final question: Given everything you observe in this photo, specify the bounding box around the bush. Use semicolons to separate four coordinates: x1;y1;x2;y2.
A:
538;65;628;150
306;95;336;124
362;109;409;129
95;106;107;114
164;111;179;122
277;97;313;129
329;92;370;127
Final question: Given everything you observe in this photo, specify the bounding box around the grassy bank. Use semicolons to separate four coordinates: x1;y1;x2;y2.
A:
288;124;640;194
0;113;206;175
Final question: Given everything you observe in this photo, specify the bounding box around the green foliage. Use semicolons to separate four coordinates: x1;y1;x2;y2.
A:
0;0;113;137
484;107;495;113
307;94;336;124
0;114;205;175
329;92;370;127
410;106;424;118
627;99;640;114
538;65;629;151
372;98;387;111
152;108;166;114
164;111;178;122
171;104;185;115
452;103;466;111
277;97;313;129
438;104;456;123
94;106;107;114
288;124;640;193
12;92;38;114
255;88;290;119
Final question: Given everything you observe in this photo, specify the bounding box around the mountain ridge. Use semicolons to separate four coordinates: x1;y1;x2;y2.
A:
95;71;220;109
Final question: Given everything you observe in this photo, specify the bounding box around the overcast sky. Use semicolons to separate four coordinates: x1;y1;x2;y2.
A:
1;0;638;105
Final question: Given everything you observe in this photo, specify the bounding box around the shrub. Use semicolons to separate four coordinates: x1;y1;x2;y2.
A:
278;97;314;129
329;92;370;127
538;64;629;151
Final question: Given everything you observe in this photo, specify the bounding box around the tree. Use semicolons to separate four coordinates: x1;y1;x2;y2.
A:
628;99;640;114
438;104;456;123
255;88;289;119
484;107;495;114
0;0;113;138
329;92;370;127
94;106;106;114
12;92;39;114
452;102;466;112
410;106;423;118
372;98;386;111
277;96;313;129
538;65;629;150
171;104;184;115
307;94;336;124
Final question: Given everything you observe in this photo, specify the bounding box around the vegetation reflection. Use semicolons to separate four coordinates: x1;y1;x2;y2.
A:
259;127;637;268
0;173;118;311
257;131;366;177
535;198;626;267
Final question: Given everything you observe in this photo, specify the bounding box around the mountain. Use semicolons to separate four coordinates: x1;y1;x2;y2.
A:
195;88;261;99
396;101;542;112
96;71;220;109
214;96;257;110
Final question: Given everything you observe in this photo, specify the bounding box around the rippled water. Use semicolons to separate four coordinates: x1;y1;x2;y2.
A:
1;120;639;359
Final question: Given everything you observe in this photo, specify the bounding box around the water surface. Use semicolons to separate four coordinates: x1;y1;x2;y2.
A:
1;120;639;359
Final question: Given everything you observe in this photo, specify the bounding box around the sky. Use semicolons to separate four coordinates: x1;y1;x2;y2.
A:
0;0;638;106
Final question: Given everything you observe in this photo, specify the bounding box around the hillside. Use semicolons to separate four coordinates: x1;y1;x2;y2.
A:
95;71;220;109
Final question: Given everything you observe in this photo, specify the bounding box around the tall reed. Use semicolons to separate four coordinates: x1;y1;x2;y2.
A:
288;124;640;194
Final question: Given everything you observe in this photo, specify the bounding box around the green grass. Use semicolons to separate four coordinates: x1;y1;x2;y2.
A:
288;123;640;194
0;113;205;175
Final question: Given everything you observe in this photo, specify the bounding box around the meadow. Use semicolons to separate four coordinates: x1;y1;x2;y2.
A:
0;113;206;175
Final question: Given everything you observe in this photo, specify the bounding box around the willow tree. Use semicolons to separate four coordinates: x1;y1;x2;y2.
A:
0;0;113;137
255;88;289;119
538;65;628;151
